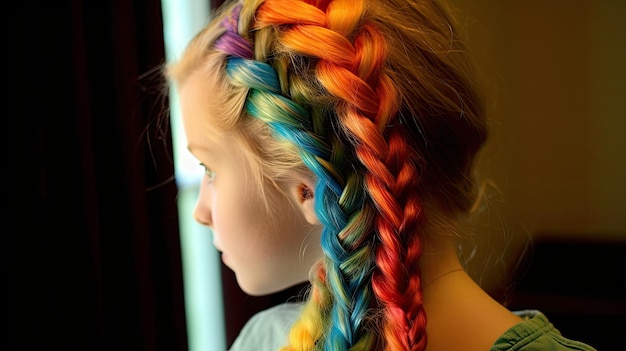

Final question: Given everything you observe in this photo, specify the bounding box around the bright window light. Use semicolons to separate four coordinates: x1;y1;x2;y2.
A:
161;1;227;350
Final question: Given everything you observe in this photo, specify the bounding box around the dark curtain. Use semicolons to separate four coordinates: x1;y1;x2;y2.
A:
3;1;186;350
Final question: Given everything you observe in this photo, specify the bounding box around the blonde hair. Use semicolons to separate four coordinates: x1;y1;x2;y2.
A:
166;0;487;349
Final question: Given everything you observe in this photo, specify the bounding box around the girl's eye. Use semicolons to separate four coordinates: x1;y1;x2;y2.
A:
199;163;215;182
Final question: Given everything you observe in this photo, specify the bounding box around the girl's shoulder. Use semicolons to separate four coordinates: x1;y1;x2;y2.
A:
230;305;598;351
228;303;303;351
490;310;598;351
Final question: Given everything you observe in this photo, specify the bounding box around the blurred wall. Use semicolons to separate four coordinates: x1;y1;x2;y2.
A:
449;0;625;240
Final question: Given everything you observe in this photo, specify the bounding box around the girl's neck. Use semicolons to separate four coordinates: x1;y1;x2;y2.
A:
419;237;522;351
419;236;464;287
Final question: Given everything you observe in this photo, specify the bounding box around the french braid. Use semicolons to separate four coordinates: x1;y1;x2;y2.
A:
253;1;429;349
173;0;489;350
215;4;375;349
255;2;380;349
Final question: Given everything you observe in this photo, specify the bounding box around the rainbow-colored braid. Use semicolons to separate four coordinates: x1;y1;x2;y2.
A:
214;3;377;350
214;1;429;350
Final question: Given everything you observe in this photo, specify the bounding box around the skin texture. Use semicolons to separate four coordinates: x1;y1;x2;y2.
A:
419;238;522;351
179;72;322;296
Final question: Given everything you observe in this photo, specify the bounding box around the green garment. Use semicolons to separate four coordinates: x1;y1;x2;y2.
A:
491;310;597;351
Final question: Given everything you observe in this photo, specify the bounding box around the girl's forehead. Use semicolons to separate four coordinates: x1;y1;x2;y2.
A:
179;72;229;144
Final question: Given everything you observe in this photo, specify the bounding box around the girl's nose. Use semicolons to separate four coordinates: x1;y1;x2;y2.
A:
193;181;213;227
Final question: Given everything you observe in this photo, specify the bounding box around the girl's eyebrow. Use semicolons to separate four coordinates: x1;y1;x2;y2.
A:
188;143;218;158
187;143;207;153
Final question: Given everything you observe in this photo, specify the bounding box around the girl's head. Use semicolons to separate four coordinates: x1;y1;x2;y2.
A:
178;69;323;295
167;0;487;349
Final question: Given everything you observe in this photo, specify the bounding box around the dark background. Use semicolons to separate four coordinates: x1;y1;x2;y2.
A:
3;1;185;350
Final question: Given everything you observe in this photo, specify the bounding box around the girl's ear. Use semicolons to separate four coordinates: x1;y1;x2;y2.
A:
291;179;319;225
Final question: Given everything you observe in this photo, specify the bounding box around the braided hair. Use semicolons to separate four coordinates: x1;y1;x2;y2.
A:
168;0;488;350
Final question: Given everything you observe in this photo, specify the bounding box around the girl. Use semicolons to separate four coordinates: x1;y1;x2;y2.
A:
166;0;598;350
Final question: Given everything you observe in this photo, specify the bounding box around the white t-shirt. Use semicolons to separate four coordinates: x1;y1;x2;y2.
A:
229;303;303;351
